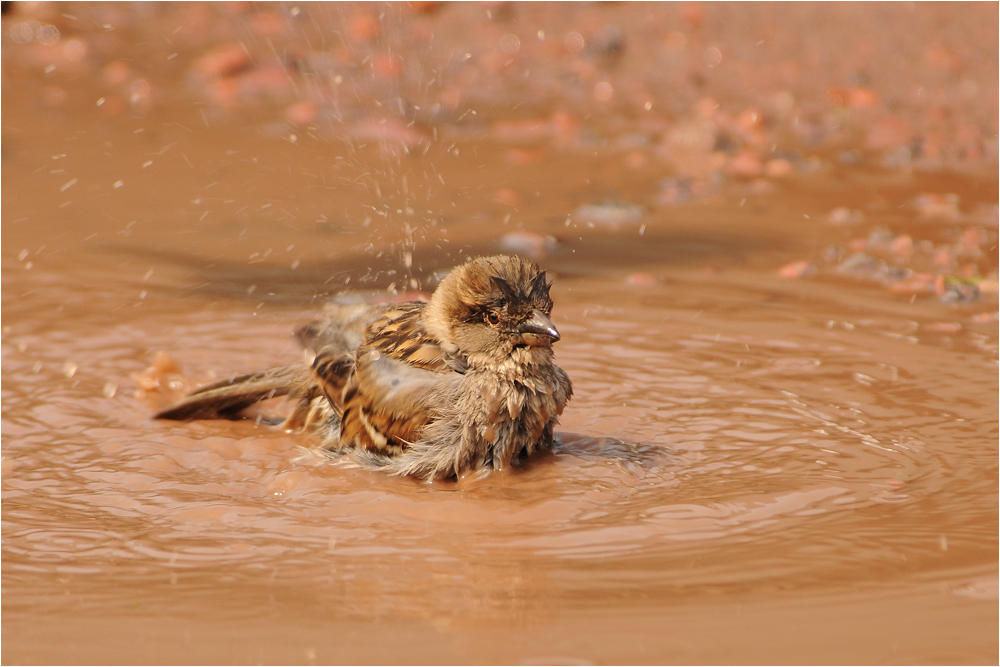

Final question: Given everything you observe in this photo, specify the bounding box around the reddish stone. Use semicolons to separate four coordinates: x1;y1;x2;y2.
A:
285;100;318;125
777;260;814;279
192;42;252;80
726;150;764;178
347;14;380;43
493;188;523;207
888;273;936;296
102;60;131;87
372;53;404;79
925;321;963;334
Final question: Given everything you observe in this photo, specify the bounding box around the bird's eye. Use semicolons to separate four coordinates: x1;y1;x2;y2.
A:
485;310;501;326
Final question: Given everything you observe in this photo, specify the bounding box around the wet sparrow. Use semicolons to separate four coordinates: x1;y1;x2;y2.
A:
156;255;573;479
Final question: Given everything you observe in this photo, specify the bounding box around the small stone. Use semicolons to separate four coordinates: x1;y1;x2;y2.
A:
912;193;962;222
347;14;380;43
625;273;658;286
503;149;543;166
726;150;764;178
889;234;914;261
924;321;962;334
372;53;404;79
191;42;252;80
493;188;523;207
153;351;179;374
936;276;980;302
764;158;793;178
285;100;318;125
845;87;878;109
888;273;936;296
836;252;879;277
827;207;865;225
500;230;557;261
102;60;131;87
777;260;815;279
624;151;647;169
976;279;998;294
574;201;644;228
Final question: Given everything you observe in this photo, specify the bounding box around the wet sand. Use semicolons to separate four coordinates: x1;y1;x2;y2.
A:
2;3;997;664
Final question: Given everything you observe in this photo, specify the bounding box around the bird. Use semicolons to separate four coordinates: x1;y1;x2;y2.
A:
155;254;573;480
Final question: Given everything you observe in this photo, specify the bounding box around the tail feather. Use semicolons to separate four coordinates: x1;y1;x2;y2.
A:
154;364;314;421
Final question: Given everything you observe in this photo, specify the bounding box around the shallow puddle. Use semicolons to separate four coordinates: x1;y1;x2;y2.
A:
3;3;998;664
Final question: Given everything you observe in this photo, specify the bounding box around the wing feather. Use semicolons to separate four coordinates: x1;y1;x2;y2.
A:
154;364;313;421
335;303;461;454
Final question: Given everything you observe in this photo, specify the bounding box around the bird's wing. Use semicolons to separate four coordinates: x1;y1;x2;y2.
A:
309;347;354;417
153;302;379;424
153;364;315;421
294;302;389;356
363;301;456;370
335;304;460;455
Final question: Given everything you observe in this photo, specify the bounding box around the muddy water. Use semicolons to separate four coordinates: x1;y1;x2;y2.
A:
4;32;999;667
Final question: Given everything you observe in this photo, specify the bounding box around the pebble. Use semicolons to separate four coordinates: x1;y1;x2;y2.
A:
846;87;879;109
889;234;914;261
573;201;644;228
191;42;252;80
407;1;443;14
836;252;880;277
624;151;647;169
725;151;764;178
958;227;986;250
936;276;980;303
977;279;998;294
503;148;544;166
887;273;936;296
912;193;962;222
102;60;131;87
866;117;912;151
764;158;794;178
132;351;182;395
499;230;557;261
492;188;523;207
285;100;318;125
372;53;404;79
654;177;718;206
827;207;865;225
343;117;430;148
625;273;658;286
347;14;380;43
924;321;963;334
777;260;815;279
238;64;294;99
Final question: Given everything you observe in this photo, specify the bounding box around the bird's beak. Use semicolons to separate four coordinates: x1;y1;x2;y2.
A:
518;309;560;346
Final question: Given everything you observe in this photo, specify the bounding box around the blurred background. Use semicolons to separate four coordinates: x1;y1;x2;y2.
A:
4;1;997;294
3;3;997;664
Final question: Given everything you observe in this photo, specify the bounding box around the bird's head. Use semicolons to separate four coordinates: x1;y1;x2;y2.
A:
423;255;560;367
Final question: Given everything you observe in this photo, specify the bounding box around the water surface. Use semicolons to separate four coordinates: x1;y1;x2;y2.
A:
3;4;998;664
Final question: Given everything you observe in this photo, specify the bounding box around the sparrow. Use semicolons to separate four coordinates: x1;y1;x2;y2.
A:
155;254;573;480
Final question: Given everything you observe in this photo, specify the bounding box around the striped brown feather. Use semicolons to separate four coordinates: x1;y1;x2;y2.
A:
338;369;432;455
364;303;453;371
310;348;354;417
334;305;459;455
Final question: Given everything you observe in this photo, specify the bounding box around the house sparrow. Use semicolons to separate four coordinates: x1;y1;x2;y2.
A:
155;255;573;479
